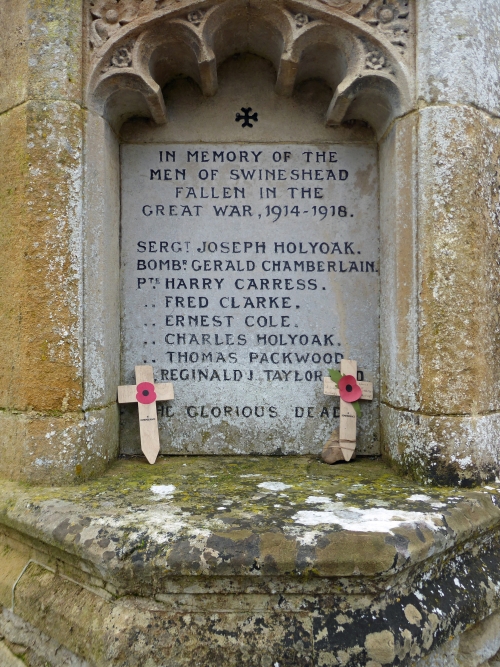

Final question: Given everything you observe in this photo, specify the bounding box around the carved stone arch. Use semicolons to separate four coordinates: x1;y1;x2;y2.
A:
86;0;413;137
136;19;218;96
81;0;418;474
204;1;292;74
279;20;360;97
328;72;404;130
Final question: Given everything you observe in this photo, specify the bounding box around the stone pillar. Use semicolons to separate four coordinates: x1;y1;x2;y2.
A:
0;0;118;483
381;0;500;485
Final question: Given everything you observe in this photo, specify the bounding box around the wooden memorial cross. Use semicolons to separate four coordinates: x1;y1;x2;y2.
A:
323;359;373;462
118;365;174;464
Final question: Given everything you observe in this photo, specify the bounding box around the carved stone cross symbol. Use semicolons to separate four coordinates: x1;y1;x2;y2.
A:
323;359;373;462
118;365;174;465
235;107;258;128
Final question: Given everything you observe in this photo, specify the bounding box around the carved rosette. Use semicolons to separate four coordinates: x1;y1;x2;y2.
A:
86;0;413;136
294;13;310;28
89;0;151;48
186;9;206;26
356;0;410;54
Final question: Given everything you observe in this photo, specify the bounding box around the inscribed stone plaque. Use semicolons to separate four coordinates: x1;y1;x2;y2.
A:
120;144;379;454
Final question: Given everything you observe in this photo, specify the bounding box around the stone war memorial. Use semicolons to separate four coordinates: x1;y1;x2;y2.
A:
3;0;500;665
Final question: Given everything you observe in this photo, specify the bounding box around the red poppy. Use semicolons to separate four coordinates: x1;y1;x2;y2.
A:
338;375;362;403
136;382;157;405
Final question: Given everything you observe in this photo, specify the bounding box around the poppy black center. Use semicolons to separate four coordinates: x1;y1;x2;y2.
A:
142;389;149;396
346;384;352;392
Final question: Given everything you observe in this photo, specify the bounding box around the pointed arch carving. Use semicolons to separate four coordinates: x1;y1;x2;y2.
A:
86;0;413;136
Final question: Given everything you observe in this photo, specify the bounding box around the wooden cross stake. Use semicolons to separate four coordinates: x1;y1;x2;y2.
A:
323;359;373;462
118;365;174;465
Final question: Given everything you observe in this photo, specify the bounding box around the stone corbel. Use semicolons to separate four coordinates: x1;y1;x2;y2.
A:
90;38;168;125
325;38;410;131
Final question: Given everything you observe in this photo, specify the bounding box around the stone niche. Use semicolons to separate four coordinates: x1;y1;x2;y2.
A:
86;0;414;465
119;56;380;455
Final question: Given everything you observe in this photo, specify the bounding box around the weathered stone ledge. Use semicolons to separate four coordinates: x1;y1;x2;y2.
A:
1;456;500;585
1;457;500;665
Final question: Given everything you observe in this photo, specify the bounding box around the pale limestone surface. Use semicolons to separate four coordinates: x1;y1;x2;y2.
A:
0;641;25;667
84;0;500;486
413;609;500;667
0;0;82;115
82;111;120;412
0;100;84;413
379;111;419;412
0;1;117;483
120;55;375;145
0;0;28;114
382;103;500;484
118;54;379;459
417;0;500;116
0;608;90;667
417;105;500;416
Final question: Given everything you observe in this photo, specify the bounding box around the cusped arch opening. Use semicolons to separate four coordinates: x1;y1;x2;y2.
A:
209;15;286;76
105;88;153;128
295;42;348;93
147;37;204;92
335;76;403;136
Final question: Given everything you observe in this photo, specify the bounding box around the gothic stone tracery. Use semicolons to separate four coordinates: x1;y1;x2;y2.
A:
86;0;413;136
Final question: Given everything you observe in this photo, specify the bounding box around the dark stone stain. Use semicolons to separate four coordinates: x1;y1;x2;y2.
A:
385;533;410;552
415;526;426;542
